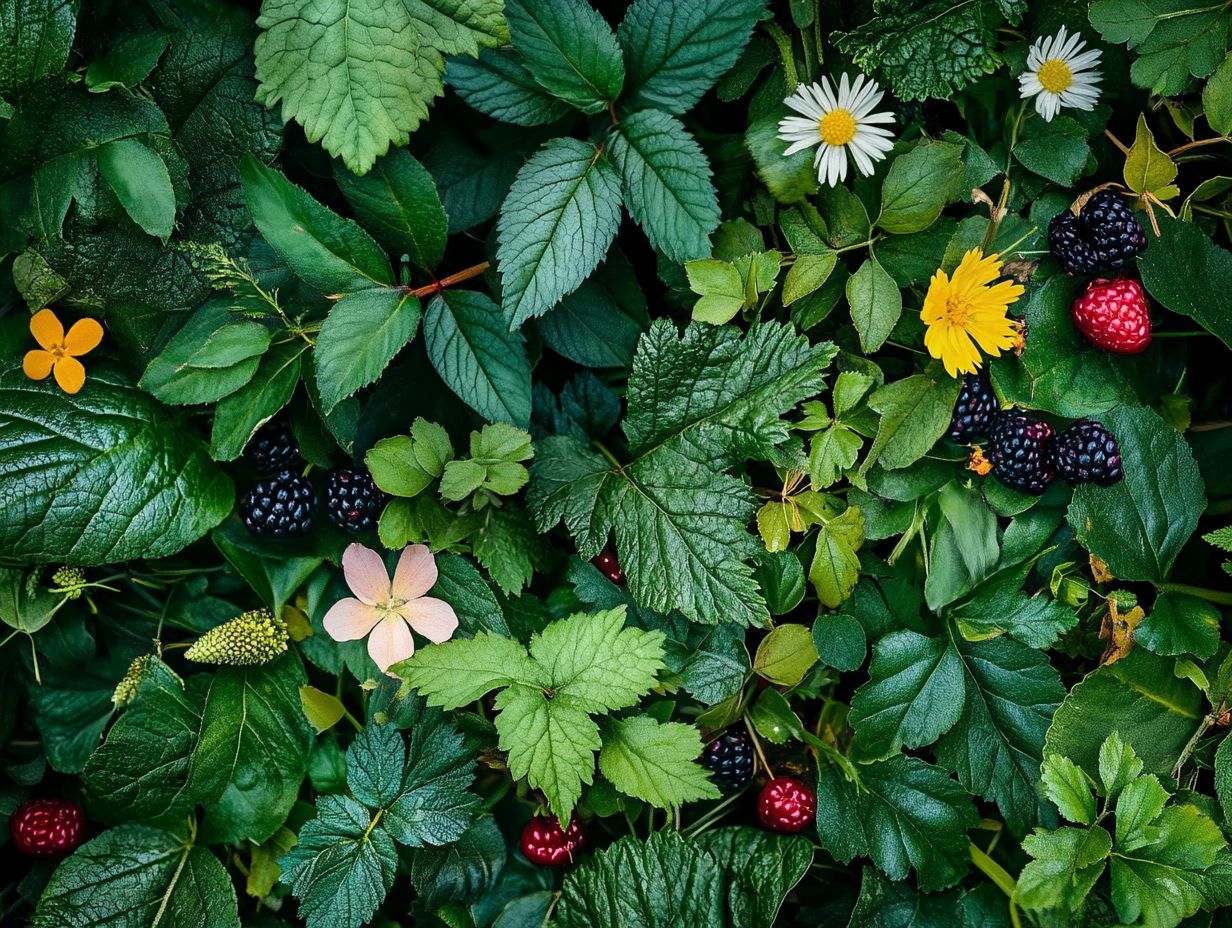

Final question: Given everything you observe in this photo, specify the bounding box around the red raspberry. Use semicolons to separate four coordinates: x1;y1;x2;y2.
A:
1071;277;1151;354
592;550;624;585
756;776;816;833
10;799;85;858
520;815;584;867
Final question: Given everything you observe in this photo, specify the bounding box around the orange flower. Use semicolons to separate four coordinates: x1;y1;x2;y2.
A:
22;309;103;394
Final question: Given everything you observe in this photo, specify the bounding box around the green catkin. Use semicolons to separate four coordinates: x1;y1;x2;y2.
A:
185;609;289;666
51;566;87;600
112;654;153;706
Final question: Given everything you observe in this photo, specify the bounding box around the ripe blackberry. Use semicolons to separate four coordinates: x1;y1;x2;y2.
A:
324;468;386;533
756;776;816;833
702;726;755;793
1048;191;1147;275
1052;420;1124;486
242;470;315;536
948;372;998;442
244;416;300;473
987;411;1057;494
520;815;584;867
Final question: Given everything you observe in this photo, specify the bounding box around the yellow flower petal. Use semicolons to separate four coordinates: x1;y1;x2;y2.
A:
30;308;64;351
64;317;104;356
23;349;54;381
52;355;86;394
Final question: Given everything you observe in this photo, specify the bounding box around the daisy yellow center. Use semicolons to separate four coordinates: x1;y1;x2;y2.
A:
818;108;857;146
1037;59;1073;94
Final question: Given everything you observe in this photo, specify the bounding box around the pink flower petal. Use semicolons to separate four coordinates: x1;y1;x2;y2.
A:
342;543;391;605
368;615;415;675
323;598;382;641
390;544;438;601
403;596;458;643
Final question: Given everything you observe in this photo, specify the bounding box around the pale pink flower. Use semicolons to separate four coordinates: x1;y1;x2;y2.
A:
323;543;459;674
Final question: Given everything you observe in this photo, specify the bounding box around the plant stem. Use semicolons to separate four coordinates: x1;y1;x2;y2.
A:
408;261;490;299
1157;583;1232;606
969;841;1023;928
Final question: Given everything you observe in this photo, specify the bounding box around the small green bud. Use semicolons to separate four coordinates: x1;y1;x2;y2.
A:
51;567;87;600
185;609;289;666
112;654;153;706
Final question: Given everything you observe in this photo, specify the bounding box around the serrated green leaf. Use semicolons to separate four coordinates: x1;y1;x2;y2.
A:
447;46;574;126
496;137;622;326
608;109;719;263
315;288;420;414
335;148;447;271
395;631;546;709
847;256;902;353
876;140;964;234
1042;754;1097;826
504;0;623;113
598;715;719;808
0;0;77;96
1017;825;1112;914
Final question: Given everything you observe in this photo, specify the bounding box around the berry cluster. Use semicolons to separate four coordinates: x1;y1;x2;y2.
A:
1048;190;1152;354
701;726;755;793
239;418;385;536
948;372;999;443
520;815;585;867
984;409;1124;493
10;799;85;858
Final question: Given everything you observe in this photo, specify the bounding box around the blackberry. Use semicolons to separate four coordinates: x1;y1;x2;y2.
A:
242;470;315;536
1052;420;1124;486
244;416;300;473
323;468;386;533
702;727;755;793
592;549;624;585
987;411;1057;494
948;372;998;442
1048;191;1147;275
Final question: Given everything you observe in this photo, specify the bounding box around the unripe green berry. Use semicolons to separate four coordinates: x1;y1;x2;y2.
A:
185;609;288;666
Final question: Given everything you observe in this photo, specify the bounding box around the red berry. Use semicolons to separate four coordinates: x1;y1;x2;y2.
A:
520;815;584;867
756;776;816;833
10;799;85;858
1072;277;1151;354
592;550;624;585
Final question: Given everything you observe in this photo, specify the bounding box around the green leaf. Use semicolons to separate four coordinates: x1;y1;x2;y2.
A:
504;0;624;113
1136;591;1221;659
409;817;506;910
1099;731;1144;800
847;256;902;353
686;258;746;325
424;290;532;426
616;0;768;113
1090;0;1230;95
446;47;574;126
96;138;176;241
934;634;1064;833
809;507;864;608
32;825;239;928
240;156;393;293
300;685;347;733
1017;825;1112;914
1203;53;1232;136
924;481;999;611
1123;113;1179;200
752;623;818;686
395;631;546;709
783;252;837;305
1066;406;1205;582
539;252;649;369
556;829;812;928
1042;754;1098;826
844;868;965;928
608;109;719;263
210;340;306;461
1044;650;1203;781
529;321;835;626
860;370;960;476
335;148;447;271
744;107;818;205
0;366;232;563
254;0;506;173
1013;115;1090;186
278;795;398;928
811;613;867;672
848;630;966;757
876;141;964;234
598;716;719;808
85;30;168;92
315;288;421;414
1139;214;1232;349
0;0;77;96
191;654;314;844
834;0;1004;101
496;137;623;326
140;301;271;406
816;754;979;891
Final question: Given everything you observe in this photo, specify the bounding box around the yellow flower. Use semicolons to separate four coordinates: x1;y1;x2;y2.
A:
921;249;1024;378
22;308;104;394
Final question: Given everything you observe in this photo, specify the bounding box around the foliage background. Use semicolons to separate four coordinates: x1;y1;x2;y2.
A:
2;0;1232;925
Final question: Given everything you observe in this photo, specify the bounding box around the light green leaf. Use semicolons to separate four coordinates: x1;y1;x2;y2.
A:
96;138;176;241
1017;825;1112;914
608;109;719;262
753;623;818;686
504;0;624;113
1203;53;1232;136
315;288;420;414
240;156;393;292
1099;731;1144;801
141;301;270;406
1042;754;1097;826
395;631;546;709
496;137;623;326
847;256;902;354
1124;113;1179;200
1136;591;1221;659
300;685;347;733
783;251;837;306
876;140;964;234
860;370;960;475
686;258;746;324
598;716;720;808
210;341;306;462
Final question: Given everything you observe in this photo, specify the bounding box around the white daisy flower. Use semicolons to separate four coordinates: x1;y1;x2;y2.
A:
1018;26;1102;122
777;73;896;187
